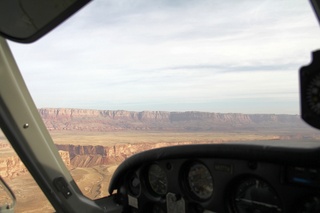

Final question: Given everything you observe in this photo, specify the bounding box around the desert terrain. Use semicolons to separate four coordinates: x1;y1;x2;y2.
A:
1;108;320;212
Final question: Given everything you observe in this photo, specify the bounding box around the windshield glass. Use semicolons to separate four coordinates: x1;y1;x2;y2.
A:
9;0;320;114
3;0;320;210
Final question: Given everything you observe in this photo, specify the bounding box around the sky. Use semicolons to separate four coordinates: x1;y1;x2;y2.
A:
7;0;320;114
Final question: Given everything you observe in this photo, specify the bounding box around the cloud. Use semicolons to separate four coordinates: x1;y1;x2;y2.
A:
7;0;320;114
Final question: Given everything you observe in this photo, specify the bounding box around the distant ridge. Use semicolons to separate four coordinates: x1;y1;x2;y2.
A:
38;108;312;132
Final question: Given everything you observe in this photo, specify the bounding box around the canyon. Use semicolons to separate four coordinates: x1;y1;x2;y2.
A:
1;108;319;180
38;108;308;131
1;108;320;212
0;140;233;179
56;141;215;168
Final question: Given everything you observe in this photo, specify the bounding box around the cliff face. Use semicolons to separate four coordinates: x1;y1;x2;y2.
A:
0;109;312;177
0;156;28;178
0;147;71;178
0;142;204;177
38;108;306;131
56;142;199;168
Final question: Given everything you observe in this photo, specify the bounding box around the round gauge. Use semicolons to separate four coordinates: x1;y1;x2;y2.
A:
231;177;282;213
147;164;168;196
128;173;141;196
187;163;214;200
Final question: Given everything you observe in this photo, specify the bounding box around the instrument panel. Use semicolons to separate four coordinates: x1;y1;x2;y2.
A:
108;144;320;213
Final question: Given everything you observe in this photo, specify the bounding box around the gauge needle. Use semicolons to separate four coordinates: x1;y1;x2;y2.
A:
235;198;282;211
158;180;166;185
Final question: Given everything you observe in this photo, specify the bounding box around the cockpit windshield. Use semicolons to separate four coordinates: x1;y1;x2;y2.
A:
1;0;320;212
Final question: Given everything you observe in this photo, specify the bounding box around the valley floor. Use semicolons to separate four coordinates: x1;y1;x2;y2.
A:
1;130;319;212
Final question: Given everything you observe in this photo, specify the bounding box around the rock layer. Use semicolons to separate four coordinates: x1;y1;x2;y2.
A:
56;142;202;168
0;109;315;177
0;149;71;178
39;108;306;131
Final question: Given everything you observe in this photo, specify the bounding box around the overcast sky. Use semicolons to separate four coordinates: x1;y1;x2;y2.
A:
8;0;320;114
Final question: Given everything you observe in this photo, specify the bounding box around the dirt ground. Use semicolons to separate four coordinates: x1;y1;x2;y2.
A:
4;164;118;213
0;130;315;212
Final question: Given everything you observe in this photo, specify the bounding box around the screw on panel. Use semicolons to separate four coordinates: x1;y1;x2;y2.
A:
23;123;29;129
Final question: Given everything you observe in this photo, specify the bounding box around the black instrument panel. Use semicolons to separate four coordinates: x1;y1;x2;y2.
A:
108;143;320;213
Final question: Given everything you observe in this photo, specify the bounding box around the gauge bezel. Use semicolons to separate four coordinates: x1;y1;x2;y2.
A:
228;175;283;213
181;161;214;201
145;163;168;197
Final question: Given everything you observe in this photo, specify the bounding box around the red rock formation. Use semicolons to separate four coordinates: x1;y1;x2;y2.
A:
58;150;71;167
38;108;307;132
0;156;28;178
56;141;218;168
0;150;71;178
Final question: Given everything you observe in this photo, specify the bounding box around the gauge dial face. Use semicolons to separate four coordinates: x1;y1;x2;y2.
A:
148;164;168;196
187;163;214;200
232;177;282;213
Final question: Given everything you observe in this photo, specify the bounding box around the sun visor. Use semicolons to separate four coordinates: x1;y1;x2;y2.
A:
0;0;90;43
311;0;320;25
